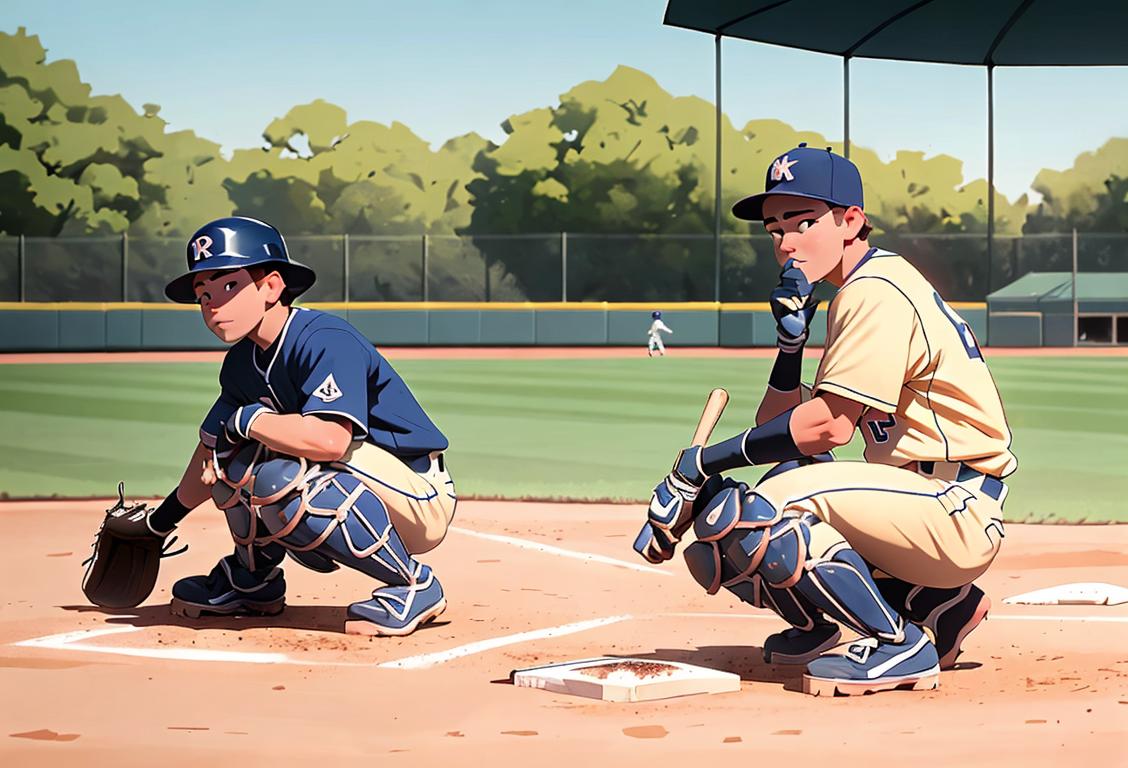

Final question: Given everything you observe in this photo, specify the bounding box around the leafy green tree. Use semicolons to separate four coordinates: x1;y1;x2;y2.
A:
1024;138;1128;233
0;28;166;236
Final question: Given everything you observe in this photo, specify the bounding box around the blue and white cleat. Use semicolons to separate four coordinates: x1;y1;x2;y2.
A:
344;564;446;637
170;555;286;618
803;623;940;696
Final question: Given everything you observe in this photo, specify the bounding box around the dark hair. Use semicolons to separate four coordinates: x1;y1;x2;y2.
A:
832;206;873;241
246;265;294;306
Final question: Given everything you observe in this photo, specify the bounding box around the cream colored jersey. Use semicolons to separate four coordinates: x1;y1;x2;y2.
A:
812;248;1016;478
648;319;672;340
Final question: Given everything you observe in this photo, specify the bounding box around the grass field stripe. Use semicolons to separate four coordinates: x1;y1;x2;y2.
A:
449;526;671;575
378;615;633;670
13;626;292;663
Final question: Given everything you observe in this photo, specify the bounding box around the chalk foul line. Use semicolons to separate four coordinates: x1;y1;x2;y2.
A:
448;526;670;576
379;614;633;670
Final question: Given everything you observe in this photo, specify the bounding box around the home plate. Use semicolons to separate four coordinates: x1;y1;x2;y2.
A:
510;657;741;702
1003;582;1128;606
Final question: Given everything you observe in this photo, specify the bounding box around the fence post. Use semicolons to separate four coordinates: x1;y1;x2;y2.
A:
343;234;350;302
484;249;491;303
1072;228;1079;347
18;234;25;301
421;234;429;301
561;231;568;302
121;232;129;301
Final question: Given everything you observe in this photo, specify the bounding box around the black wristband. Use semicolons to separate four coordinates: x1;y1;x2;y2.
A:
148;489;191;533
767;347;804;391
699;409;805;475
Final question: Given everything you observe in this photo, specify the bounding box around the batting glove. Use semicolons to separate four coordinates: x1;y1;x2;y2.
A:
770;258;820;353
642;446;709;563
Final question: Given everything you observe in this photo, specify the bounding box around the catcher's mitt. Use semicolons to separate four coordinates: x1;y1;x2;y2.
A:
81;483;187;609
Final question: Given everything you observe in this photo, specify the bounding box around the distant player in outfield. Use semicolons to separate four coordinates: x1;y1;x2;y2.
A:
82;216;455;637
647;311;673;356
641;144;1014;695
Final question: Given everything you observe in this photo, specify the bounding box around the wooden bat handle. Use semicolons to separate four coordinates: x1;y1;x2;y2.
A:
633;387;732;561
690;388;729;447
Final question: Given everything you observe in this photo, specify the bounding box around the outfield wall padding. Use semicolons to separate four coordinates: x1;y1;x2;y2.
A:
0;302;991;351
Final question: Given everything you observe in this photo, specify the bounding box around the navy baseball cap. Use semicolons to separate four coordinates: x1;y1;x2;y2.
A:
732;143;864;222
164;216;316;303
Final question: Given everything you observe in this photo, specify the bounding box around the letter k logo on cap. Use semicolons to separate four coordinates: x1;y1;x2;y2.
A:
771;155;798;182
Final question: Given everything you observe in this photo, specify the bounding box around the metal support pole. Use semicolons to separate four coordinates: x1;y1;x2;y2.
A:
986;64;995;343
561;231;568;301
484;251;491;302
18;234;25;301
342;234;350;302
421;234;429;301
121;232;129;301
713;33;723;303
1072;228;1079;347
843;56;851;158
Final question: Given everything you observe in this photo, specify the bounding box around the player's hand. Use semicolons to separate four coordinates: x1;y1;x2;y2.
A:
201;459;218;486
641;447;709;563
770;258;820;353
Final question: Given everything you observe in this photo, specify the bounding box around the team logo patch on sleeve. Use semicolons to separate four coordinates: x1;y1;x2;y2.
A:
313;373;343;403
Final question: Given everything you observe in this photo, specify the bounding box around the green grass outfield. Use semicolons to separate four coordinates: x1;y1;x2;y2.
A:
0;356;1125;523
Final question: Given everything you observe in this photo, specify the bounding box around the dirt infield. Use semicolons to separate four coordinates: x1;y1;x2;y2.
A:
2;498;1125;766
2;345;1126;365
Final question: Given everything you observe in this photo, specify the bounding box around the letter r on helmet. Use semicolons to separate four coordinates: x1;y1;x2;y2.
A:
192;236;213;262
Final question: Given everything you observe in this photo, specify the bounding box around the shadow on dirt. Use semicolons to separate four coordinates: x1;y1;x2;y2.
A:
611;646;805;692
58;604;451;635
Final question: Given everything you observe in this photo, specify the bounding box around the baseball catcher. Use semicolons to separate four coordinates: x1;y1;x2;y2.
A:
81;216;456;636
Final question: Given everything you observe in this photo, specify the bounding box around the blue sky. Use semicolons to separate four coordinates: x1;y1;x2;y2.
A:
3;0;1125;200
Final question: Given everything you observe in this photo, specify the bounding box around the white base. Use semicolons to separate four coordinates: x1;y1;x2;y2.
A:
511;656;740;702
1003;582;1128;606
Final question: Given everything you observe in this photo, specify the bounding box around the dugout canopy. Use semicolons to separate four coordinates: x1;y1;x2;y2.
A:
663;0;1128;301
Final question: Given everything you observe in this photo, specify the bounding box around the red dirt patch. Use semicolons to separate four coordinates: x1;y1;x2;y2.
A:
0;498;1124;765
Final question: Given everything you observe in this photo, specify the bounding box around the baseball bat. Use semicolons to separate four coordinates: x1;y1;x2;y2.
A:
633;387;730;559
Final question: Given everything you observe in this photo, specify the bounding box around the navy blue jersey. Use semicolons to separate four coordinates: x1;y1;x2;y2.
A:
200;308;447;460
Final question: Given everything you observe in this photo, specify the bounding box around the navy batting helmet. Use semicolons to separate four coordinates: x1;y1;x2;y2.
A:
164;216;317;304
652;310;662;319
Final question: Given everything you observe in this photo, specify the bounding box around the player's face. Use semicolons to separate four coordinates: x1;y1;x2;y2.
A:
762;197;851;283
192;268;271;343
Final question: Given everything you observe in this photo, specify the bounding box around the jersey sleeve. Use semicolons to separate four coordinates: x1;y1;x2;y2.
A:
813;278;915;413
199;359;240;448
299;330;370;438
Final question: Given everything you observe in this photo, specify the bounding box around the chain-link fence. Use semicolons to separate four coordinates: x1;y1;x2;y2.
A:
0;232;1124;303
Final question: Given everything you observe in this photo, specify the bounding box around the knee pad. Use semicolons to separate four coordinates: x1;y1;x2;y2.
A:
758;517;810;589
682;485;781;595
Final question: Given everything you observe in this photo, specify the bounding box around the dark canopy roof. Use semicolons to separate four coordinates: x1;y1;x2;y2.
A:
664;0;1128;66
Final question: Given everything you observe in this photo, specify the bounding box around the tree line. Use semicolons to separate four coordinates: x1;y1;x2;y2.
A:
1;27;1124;301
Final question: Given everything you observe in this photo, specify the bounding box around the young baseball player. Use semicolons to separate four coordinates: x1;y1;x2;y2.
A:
641;145;1013;695
647;311;673;356
84;216;455;636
